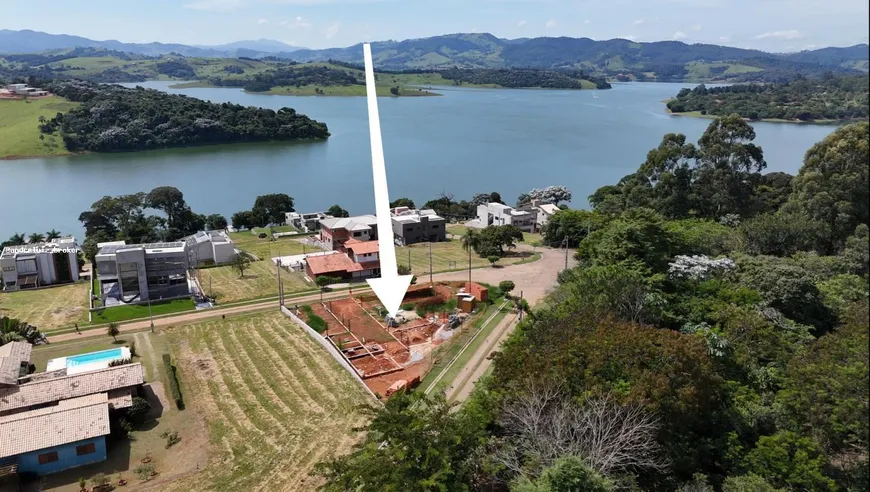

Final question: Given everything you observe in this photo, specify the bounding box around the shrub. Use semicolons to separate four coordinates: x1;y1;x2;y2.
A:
162;354;184;410
129;340;137;357
127;396;152;424
401;303;415;311
306;313;328;333
109;358;132;367
498;280;516;295
134;463;155;482
160;429;181;448
91;473;110;487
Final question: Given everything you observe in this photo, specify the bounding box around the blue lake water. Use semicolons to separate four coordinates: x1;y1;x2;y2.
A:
0;81;839;240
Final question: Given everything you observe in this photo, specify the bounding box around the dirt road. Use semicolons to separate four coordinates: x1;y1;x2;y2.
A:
445;311;519;402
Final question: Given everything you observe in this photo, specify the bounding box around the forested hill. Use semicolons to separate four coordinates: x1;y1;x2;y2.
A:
319;117;870;492
667;73;869;122
37;80;329;152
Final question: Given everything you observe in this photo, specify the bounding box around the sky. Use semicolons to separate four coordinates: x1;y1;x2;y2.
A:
2;0;869;51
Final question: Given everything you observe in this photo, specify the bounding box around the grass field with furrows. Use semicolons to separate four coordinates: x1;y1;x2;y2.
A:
0;97;80;158
164;312;370;491
0;281;88;329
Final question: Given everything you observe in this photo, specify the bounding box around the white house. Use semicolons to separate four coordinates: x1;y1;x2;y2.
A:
1;238;80;291
518;199;562;232
285;212;333;233
475;203;537;232
184;230;236;267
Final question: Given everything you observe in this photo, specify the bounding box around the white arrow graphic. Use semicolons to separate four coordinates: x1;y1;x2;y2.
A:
362;43;413;317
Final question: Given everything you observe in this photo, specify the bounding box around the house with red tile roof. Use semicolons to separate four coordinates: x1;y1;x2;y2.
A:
305;239;381;281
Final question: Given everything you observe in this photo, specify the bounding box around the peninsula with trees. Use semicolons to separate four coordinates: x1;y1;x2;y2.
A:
666;73;869;122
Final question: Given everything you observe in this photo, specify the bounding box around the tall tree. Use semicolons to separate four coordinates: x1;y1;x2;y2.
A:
204;214;228;230
327;204;350;218
27;233;45;244
390;198;416;209
252;193;294;226
45;229;62;240
785;121;869;252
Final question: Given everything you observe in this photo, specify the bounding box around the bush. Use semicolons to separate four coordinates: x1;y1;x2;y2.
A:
126;396;152;424
134;463;155;482
162;354;184;410
306;313;328;333
401;303;415;311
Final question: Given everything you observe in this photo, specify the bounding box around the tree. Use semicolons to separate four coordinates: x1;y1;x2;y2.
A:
499;280;516;296
390;198;416;209
314;391;486;491
511;455;615;492
27;232;45;243
327;204;350;218
528;185;573;206
45;229;62;240
2;233;27;248
231;253;252;278
315;275;333;289
204;214;228;230
1;316;46;346
231;210;254;230
126;396;152;424
785;121;869;251
743;431;837;491
542;209;605;247
144;186;188;230
107;322;120;342
488;255;500;267
389;86;399;96
576;208;677;274
739;211;828;257
252;193;294;226
460;229;480;255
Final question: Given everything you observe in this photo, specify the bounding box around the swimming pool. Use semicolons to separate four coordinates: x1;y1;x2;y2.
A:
66;348;125;367
46;346;131;374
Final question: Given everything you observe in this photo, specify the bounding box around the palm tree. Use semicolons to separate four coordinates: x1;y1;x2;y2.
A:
45;229;62;240
4;233;26;247
460;229;479;254
28;233;46;244
107;322;120;342
1;316;46;346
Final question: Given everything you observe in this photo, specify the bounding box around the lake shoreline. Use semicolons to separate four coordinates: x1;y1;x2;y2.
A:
663;105;852;125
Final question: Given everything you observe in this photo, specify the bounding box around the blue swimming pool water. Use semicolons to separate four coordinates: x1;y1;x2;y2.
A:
66;348;124;366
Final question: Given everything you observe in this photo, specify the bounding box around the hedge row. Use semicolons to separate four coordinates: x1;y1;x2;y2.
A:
162;353;185;410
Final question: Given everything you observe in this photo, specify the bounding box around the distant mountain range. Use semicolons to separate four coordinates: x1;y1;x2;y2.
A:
1;29;867;80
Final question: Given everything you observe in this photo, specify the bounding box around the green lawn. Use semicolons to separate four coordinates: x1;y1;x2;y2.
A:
397;239;534;276
0;97;80;158
227;231;308;260
90;298;196;324
198;261;312;303
446;224;543;245
0;282;89;330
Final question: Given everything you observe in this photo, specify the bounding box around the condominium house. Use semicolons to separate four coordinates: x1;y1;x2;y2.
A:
0;344;144;477
475;202;537;233
95;241;191;304
184;230;236;267
4;84;49;97
1;237;80;291
390;208;447;246
285;211;333;233
304;239;381;280
318;215;379;251
517;199;562;232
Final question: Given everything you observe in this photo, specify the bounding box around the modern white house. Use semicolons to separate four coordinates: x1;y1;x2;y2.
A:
184;230;236;267
1;238;80;291
390;208;447;245
517;199;562;232
474;202;537;232
94;242;191;304
4;84;49;97
285;212;333;232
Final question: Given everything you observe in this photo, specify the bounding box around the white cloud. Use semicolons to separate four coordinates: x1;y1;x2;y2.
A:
690;24;702;31
754;30;803;40
182;0;242;12
257;18;269;24
518;20;528;27
672;31;687;40
719;35;730;42
618;35;638;41
545;19;557;29
288;15;312;28
584;19;591;24
325;21;342;39
633;18;645;25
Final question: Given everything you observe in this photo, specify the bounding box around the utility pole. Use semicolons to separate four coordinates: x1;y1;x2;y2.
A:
518;290;524;321
276;258;283;306
408;248;412;271
428;242;433;285
563;237;569;271
467;246;472;288
148;298;154;332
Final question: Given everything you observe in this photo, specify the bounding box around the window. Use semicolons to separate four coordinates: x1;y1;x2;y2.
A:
38;451;59;465
76;442;97;456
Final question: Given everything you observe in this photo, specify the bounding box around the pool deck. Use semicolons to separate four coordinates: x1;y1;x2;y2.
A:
46;347;132;375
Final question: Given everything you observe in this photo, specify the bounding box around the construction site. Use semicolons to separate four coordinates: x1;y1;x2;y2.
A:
299;281;489;397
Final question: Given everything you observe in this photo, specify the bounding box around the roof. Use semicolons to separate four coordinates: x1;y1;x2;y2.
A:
0;342;32;387
96;240;126;248
0;393;110;459
487;202;512;211
0;363;144;414
320;215;378;232
0;238;79;259
539;203;560;215
306;253;363;276
98;242;186;256
346;240;380;255
393;212;445;224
